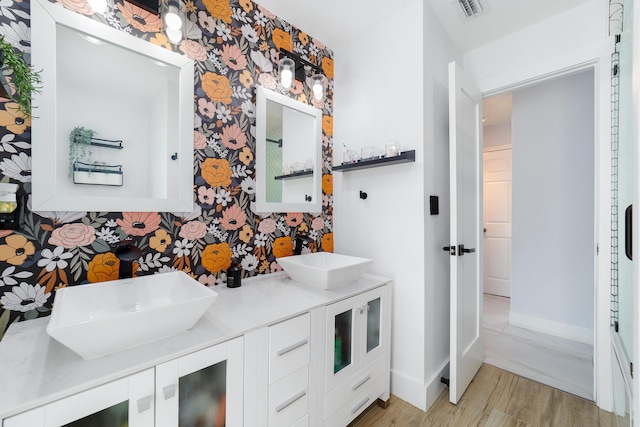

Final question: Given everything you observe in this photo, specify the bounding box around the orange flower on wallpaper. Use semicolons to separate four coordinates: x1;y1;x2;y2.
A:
117;1;162;32
322;116;333;137
239;225;253;243
284;213;303;227
272;236;293;258
220;204;247;231
239;0;252;13
201;243;233;273
149;229;172;252
322;57;334;79
0;235;35;266
298;32;309;46
239;147;253;166
321;233;334;252
87;252;120;283
0;103;31;135
201;158;233;187
272;28;291;51
117;212;161;237
322;174;333;195
201;72;233;104
150;32;171;50
203;0;232;23
239;70;254;89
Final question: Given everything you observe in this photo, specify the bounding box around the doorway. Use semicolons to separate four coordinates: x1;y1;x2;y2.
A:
480;69;596;400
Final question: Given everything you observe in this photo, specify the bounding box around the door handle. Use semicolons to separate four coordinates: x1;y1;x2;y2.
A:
443;246;456;256
458;245;475;256
625;204;632;260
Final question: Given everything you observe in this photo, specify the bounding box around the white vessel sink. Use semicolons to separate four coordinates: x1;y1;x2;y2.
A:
277;252;373;289
46;271;218;359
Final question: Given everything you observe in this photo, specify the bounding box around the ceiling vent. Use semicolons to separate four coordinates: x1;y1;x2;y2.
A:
451;0;488;20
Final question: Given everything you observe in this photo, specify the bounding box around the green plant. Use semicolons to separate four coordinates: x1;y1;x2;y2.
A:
0;37;42;118
69;127;96;177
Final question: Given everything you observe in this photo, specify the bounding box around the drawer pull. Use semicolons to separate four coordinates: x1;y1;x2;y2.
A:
275;389;307;413
276;339;309;357
351;397;370;414
163;384;177;400
137;395;153;413
352;375;371;391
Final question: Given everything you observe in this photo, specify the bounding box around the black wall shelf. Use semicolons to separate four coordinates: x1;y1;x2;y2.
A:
333;150;415;172
274;170;313;180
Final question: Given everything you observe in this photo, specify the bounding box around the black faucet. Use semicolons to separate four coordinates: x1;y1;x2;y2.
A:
112;238;142;279
294;234;314;255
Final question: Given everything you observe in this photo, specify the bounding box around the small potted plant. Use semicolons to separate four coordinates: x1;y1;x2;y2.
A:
69;126;96;177
0;37;42;119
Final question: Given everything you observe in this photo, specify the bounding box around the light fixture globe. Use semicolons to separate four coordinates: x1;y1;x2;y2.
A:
164;5;182;30
311;74;325;101
279;57;295;89
166;27;183;44
87;0;107;14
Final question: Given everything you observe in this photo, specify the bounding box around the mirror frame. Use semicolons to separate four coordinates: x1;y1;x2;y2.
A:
255;85;323;213
31;0;194;212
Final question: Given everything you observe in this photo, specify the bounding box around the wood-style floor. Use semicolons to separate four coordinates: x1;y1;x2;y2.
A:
349;364;616;427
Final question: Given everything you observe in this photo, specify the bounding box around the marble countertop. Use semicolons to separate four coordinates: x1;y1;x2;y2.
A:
0;272;391;420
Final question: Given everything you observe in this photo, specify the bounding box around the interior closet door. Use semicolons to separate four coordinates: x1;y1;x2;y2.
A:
447;61;483;404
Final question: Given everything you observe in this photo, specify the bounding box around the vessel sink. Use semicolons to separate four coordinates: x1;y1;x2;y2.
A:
277;252;373;289
46;271;218;359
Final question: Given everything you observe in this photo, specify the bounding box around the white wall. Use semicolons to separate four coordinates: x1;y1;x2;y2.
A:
463;0;614;409
483;122;511;148
333;0;461;411
510;70;595;340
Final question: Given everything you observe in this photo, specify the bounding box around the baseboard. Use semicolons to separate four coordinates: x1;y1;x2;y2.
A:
390;360;448;412
509;311;594;345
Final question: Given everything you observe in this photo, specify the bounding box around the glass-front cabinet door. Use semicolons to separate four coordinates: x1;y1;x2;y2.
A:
363;287;386;367
325;286;389;392
156;337;244;427
3;369;155;427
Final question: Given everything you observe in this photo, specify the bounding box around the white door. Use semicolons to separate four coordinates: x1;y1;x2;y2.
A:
448;61;483;404
483;148;512;297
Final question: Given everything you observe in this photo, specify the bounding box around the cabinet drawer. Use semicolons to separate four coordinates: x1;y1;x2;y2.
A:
291;414;309;427
324;356;386;416
324;374;386;427
269;366;309;427
269;313;310;384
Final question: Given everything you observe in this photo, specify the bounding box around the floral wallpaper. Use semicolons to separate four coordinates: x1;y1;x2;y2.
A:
0;0;334;339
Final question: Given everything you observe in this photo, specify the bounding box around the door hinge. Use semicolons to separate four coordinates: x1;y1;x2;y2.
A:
631;362;634;378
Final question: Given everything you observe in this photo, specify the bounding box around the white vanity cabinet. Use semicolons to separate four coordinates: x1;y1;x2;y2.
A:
0;273;391;427
3;369;155;427
322;285;391;426
3;337;243;427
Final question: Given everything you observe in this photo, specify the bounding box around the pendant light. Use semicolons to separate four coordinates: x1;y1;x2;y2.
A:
164;0;183;44
279;57;295;89
311;74;324;101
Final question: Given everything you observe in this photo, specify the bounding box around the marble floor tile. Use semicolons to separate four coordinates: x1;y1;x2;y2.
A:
483;294;594;401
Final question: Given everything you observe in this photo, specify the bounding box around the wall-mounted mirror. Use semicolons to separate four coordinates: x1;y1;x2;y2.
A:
255;86;322;213
31;0;194;212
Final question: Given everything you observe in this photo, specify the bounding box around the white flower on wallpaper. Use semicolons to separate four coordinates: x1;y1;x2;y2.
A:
1;283;50;312
0;19;30;52
0;152;30;182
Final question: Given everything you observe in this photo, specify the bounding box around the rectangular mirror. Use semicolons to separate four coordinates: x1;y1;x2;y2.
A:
255;86;322;213
31;0;194;212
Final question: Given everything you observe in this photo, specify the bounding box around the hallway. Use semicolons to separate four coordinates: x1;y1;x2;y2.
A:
483;294;593;400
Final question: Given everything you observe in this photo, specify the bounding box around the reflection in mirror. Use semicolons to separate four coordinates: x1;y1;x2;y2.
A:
256;86;322;213
31;0;194;212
